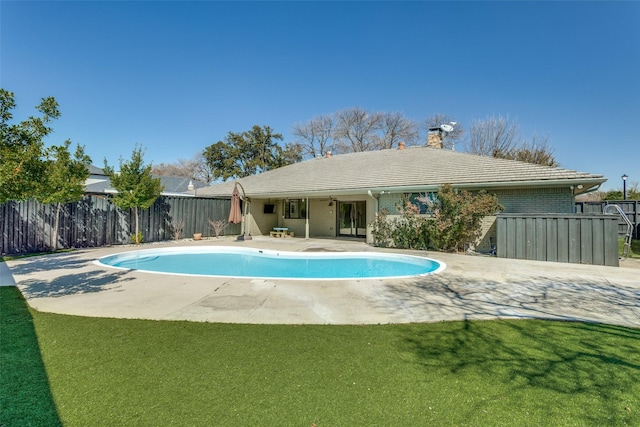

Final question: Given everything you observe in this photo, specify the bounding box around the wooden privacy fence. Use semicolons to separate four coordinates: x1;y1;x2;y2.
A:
0;195;241;255
575;200;639;239
496;214;620;267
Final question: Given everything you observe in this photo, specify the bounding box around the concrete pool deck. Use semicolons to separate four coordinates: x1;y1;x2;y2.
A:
2;237;640;327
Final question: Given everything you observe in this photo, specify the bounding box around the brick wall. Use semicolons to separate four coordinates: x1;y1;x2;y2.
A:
494;187;574;213
379;192;400;214
378;187;574;215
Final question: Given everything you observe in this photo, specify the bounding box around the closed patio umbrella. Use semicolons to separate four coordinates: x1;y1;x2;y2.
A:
229;184;242;224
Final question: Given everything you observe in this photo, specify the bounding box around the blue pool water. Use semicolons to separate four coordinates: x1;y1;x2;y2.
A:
96;246;445;280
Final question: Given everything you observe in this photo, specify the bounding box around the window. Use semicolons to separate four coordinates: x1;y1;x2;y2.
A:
283;199;308;219
408;192;438;214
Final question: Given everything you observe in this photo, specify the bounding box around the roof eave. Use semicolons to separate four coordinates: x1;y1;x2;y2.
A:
225;177;607;199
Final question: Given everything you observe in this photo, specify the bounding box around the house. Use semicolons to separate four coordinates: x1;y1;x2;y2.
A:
197;144;606;249
84;165;112;194
83;165;208;196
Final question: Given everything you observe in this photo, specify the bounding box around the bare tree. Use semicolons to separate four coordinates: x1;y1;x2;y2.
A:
193;151;215;184
332;107;382;153
468;115;558;166
377;112;419;149
291;114;334;159
152;152;214;184
468;115;521;157
207;218;228;238
170;217;185;240
506;133;558;167
423;113;464;150
152;159;193;177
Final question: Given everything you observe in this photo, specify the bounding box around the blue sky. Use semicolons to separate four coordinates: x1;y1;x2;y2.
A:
2;1;638;191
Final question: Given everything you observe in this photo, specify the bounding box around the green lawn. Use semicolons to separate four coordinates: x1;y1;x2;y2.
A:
2;286;640;426
620;237;640;259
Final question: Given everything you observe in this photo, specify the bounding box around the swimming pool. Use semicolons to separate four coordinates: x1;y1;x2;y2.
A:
96;246;445;280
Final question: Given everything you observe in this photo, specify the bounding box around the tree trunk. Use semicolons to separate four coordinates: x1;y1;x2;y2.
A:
52;202;62;251
134;207;140;244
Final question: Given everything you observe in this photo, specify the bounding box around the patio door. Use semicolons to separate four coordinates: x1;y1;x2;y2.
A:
338;201;366;238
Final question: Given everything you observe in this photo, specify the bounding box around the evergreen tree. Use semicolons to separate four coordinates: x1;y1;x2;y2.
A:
103;145;163;244
39;140;92;250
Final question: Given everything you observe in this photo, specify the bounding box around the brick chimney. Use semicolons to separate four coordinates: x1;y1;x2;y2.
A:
326;151;332;158
427;131;443;149
398;141;405;150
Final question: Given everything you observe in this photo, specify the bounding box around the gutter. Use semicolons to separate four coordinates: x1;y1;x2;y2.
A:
365;178;606;194
198;177;607;199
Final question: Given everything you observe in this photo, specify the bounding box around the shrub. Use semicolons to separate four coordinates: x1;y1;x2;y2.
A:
370;184;502;253
130;231;144;245
371;208;393;247
371;197;430;250
170;218;185;240
207;219;228;238
420;184;502;252
391;196;429;250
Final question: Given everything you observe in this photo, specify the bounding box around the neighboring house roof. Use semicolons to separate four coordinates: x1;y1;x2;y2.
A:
85;166;111;194
158;176;207;196
83;165;208;196
197;146;606;198
88;165;107;176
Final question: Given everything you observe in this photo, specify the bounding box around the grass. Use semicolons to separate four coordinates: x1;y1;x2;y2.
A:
2;287;639;426
0;287;62;426
619;238;640;259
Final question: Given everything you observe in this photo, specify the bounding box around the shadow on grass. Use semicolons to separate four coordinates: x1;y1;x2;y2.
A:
401;319;640;425
0;287;62;426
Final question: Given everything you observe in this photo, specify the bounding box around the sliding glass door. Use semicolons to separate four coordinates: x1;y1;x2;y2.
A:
338;201;366;238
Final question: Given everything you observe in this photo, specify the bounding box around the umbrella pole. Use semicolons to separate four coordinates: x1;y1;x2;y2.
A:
236;182;250;238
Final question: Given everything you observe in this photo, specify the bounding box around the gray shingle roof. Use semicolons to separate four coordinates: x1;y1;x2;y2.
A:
198;146;606;198
84;169;208;196
158;176;207;194
88;165;107;176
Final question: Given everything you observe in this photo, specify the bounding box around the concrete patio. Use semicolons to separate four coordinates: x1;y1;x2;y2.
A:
2;237;639;328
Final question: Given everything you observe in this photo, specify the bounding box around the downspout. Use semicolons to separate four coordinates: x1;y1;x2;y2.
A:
367;190;380;244
367;190;379;211
305;196;310;239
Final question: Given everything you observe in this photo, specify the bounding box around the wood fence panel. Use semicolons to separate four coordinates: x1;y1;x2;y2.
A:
568;218;581;264
1;196;240;255
591;219;605;266
497;214;619;266
604;218;620;266
533;217;544;261
575;200;639;239
557;217;569;263
545;217;558;262
583;219;594;265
